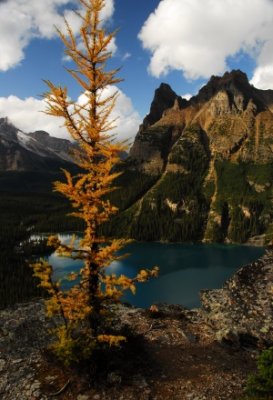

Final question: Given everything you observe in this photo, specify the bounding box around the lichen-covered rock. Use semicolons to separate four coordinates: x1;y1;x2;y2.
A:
200;248;273;347
0;300;49;399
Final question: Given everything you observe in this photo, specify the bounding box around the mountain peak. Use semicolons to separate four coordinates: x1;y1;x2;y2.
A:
158;82;174;92
142;83;182;128
191;69;253;106
0;117;18;130
0;119;76;171
209;69;249;85
211;69;250;93
0;117;19;141
113;71;273;245
0;117;9;125
30;130;50;139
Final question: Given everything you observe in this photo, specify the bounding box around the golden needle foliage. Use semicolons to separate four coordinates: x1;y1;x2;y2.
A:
31;0;158;365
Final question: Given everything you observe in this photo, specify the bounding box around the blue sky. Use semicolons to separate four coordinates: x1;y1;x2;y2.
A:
0;0;273;141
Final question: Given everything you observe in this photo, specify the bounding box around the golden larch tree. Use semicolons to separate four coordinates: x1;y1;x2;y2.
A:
31;0;158;365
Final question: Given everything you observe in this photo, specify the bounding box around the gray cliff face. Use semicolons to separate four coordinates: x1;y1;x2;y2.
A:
28;130;75;162
0;117;18;141
0;118;75;171
0;139;42;171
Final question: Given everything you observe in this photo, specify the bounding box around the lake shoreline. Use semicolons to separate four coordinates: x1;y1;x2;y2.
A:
48;238;265;309
30;230;268;247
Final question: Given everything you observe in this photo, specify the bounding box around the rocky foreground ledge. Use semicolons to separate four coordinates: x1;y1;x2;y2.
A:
0;249;272;400
201;248;273;347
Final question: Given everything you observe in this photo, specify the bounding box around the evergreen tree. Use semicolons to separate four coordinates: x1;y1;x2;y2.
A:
31;0;158;365
246;347;273;398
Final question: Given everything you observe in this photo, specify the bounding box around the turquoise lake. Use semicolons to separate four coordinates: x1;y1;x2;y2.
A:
49;237;264;308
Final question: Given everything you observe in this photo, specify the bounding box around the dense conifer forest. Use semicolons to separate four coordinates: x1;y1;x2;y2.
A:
0;170;85;307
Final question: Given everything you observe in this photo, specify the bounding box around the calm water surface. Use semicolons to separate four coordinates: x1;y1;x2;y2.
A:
48;237;264;308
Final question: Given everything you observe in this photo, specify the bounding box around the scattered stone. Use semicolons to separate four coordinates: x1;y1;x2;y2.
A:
32;389;41;397
12;359;23;364
44;375;57;382
30;381;40;390
77;395;90;400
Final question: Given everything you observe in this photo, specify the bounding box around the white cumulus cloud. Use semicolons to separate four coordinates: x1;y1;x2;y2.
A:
138;0;273;89
0;95;68;137
250;39;273;89
0;87;141;142
0;0;115;71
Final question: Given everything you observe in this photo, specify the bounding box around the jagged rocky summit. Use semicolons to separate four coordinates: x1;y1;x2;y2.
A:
106;70;273;245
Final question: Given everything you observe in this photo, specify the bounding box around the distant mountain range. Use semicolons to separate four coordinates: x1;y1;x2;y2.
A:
1;70;273;244
0;117;76;171
105;70;273;245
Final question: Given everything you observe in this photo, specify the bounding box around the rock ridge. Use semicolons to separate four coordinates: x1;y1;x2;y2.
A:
0;118;76;171
201;247;273;347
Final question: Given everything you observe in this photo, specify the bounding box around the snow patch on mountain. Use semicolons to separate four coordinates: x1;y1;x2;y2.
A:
0;117;76;171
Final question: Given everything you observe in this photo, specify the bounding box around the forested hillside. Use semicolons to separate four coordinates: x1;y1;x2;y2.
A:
104;70;273;245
